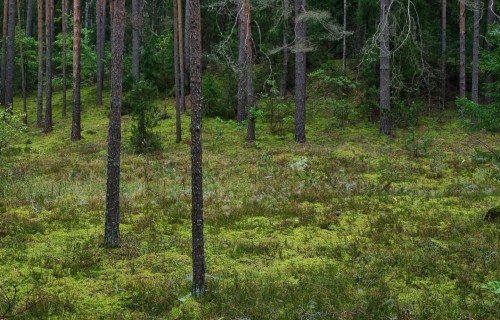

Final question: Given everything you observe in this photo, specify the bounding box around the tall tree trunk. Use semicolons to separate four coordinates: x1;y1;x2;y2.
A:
61;0;68;117
36;0;43;126
16;0;27;122
173;0;181;143
245;0;255;142
379;0;392;135
177;0;185;112
184;0;190;93
471;0;480;105
342;0;347;71
459;0;466;98
72;0;81;141
104;0;125;248
441;0;447;108
96;0;106;106
294;0;307;143
25;0;33;37
44;0;53;133
279;28;288;98
485;0;496;104
237;0;248;123
84;0;89;29
189;0;205;299
4;0;15;109
131;0;141;79
1;0;8;105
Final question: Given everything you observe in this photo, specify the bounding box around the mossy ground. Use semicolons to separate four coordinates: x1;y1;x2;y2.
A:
1;86;499;319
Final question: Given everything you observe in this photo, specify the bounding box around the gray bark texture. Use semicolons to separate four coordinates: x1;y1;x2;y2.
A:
471;0;480;104
62;0;68;117
173;0;181;143
177;0;185;113
189;0;205;299
72;0;81;141
105;0;125;249
96;0;106;106
244;0;255;142
459;0;466;98
44;0;53;133
441;0;446;107
25;0;33;37
485;0;496;104
237;0;248;123
184;0;190;92
294;0;307;143
36;0;43;126
379;0;392;136
4;0;16;108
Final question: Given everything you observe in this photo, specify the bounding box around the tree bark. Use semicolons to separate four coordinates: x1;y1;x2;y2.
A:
105;0;125;249
1;0;8;105
84;0;89;29
96;0;106;106
379;0;392;136
16;0;27;122
177;0;185;112
485;0;497;104
25;0;33;37
62;0;68;117
244;0;255;142
72;0;82;141
36;0;43;126
342;0;347;71
189;0;205;299
184;0;190;93
459;0;466;98
4;0;16;108
294;0;307;143
471;0;480;105
44;0;53;133
279;29;289;98
237;0;248;123
173;0;181;143
131;0;141;79
441;0;447;108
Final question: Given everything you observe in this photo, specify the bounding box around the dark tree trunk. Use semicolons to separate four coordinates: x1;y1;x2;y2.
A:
243;0;255;142
189;0;205;299
4;0;16;108
441;0;446;108
459;0;466;98
36;0;43;126
342;0;347;71
173;0;181;143
84;0;89;29
177;0;185;112
96;0;105;106
131;0;141;79
44;0;53;133
16;0;27;122
1;0;8;105
62;0;68;117
104;0;125;248
485;0;497;104
72;0;81;141
279;29;289;98
25;0;33;37
237;0;248;123
379;0;392;135
294;0;307;143
184;0;190;93
471;0;480;105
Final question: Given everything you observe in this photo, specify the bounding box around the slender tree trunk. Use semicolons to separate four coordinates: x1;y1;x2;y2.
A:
342;0;347;71
104;0;125;249
61;0;68;117
16;0;27;122
485;0;497;104
131;0;141;79
72;0;82;141
379;0;392;136
177;0;185;112
44;0;53;133
84;0;89;29
4;0;16;109
96;0;106;106
173;0;181;143
237;0;248;123
25;0;33;37
294;0;307;143
279;29;289;98
441;0;447;108
242;0;254;142
36;0;43;126
1;0;8;105
459;0;466;98
189;0;205;299
471;0;480;105
184;0;190;93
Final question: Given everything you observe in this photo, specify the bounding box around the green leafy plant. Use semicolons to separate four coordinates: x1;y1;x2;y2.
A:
457;97;500;132
481;281;500;295
0;109;27;154
403;126;436;158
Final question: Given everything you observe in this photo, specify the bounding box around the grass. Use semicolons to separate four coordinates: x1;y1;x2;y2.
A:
0;85;499;319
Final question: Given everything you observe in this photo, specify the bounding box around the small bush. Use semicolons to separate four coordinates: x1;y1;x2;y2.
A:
457;97;500;132
201;71;237;119
0;108;26;154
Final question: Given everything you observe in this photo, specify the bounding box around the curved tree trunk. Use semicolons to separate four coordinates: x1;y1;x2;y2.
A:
4;0;16;109
104;0;125;248
294;0;307;143
44;0;53;133
379;0;392;136
36;0;43;126
96;0;106;106
72;0;82;141
62;0;68;117
459;0;466;98
189;0;205;299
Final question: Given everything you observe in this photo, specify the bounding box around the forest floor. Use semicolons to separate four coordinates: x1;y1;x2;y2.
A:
1;86;499;319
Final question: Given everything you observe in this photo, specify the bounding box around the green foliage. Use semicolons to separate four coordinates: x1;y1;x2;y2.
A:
125;80;162;153
256;80;294;134
0;109;27;154
140;31;174;93
309;68;358;94
457;97;500;132
201;70;237;119
391;98;422;128
481;281;500;295
403;126;436;158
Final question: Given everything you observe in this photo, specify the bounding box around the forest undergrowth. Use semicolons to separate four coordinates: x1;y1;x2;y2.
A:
0;86;499;319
